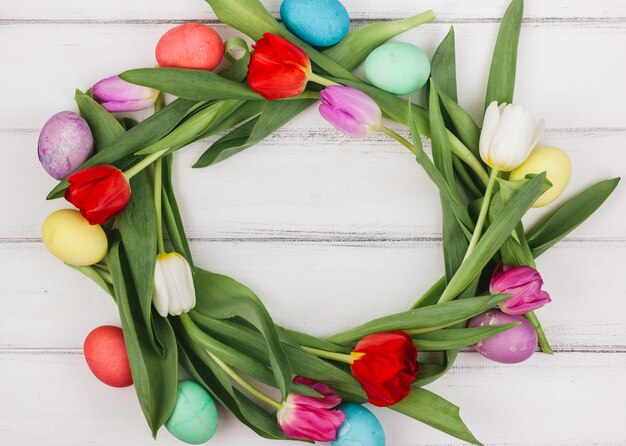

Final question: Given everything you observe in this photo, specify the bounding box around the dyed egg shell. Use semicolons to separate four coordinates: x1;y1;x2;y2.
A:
331;403;385;446
281;0;350;47
84;326;133;388
364;42;430;95
42;209;108;266
468;310;537;364
165;380;218;444
156;23;224;71
510;146;571;208
38;111;94;180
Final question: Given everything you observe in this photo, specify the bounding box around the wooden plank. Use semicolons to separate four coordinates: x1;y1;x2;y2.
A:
3;126;624;240
0;350;623;445
1;240;624;350
0;22;625;130
2;0;626;21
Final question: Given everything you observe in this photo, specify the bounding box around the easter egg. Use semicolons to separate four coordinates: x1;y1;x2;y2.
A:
510;146;571;208
42;209;108;266
364;42;430;95
331;403;385;446
468;310;537;364
84;326;133;388
38;111;94;180
165;380;218;444
156;23;224;71
280;0;350;47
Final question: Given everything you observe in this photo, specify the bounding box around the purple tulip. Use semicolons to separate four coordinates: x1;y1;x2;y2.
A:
92;75;159;112
319;86;382;138
490;264;551;315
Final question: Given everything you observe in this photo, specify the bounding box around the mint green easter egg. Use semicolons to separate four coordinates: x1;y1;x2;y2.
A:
165;380;218;444
364;42;430;95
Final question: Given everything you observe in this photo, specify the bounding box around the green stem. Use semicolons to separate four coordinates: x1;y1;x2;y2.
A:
464;168;499;260
154;158;166;254
124;148;169;180
154;91;164;113
308;72;340;87
301;346;354;364
380;126;417;154
525;311;553;354
448;132;490;185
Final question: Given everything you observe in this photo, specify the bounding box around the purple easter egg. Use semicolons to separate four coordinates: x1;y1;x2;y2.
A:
468;309;537;364
38;111;94;179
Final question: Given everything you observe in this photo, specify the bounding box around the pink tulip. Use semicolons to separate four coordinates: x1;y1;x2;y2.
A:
277;376;345;442
92;75;159;112
490;264;551;315
319;86;382;138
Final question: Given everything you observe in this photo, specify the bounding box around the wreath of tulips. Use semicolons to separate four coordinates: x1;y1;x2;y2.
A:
38;0;619;444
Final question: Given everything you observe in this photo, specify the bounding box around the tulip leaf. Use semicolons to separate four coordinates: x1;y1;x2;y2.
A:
438;89;481;157
527;178;620;257
74;89;125;152
392;388;481;445
485;0;524;109
412;324;518;350
47;98;197;199
121;68;264;101
431;27;458;102
196;100;266;141
219;37;251;82
327;294;509;344
161;154;193;266
192;268;292;398
109;241;178;438
69;265;115;298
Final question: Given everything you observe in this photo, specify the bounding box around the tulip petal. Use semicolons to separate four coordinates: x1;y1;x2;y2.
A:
479;101;502;166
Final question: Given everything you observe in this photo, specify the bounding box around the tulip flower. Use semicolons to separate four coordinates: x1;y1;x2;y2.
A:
64;165;131;225
247;33;312;100
93;75;159;112
490;264;551;315
277;376;345;442
319;86;382;138
351;331;419;407
153;252;196;317
479;101;545;171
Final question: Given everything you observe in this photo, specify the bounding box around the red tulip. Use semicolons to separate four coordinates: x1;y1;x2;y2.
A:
64;165;131;225
247;33;311;100
350;331;419;407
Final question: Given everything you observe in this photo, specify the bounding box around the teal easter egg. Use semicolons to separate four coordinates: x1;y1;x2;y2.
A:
364;42;431;95
331;403;385;446
280;0;350;47
165;380;218;444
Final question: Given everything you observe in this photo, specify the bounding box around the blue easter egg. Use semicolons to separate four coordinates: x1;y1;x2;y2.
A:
165;380;218;444
331;403;385;446
280;0;350;47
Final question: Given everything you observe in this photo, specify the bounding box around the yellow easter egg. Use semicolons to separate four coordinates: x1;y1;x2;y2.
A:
510;147;571;208
42;209;108;266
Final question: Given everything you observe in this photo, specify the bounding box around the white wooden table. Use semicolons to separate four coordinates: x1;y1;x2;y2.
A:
1;1;625;444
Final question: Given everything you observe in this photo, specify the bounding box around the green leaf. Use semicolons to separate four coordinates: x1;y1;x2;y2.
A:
192;268;292;398
323;10;436;71
68;265;115;297
414;350;458;387
161;155;193;265
412;324;518;350
485;0;524;109
204;0;282;41
392;388;481;445
197;100;266;140
327;294;509;344
430;27;457;101
438;89;481;156
278;327;350;354
219;37;252;82
528;178;620;257
75;89;125;152
47;98;197;199
109;242;177;437
121;68;264;101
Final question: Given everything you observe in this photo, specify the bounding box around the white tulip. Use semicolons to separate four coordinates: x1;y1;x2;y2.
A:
152;252;196;317
479;101;545;171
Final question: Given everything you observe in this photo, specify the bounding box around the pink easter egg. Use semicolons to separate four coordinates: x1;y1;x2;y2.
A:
83;326;133;388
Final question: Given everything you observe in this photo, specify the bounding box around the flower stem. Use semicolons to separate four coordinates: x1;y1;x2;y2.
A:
447;132;490;185
380;126;417;154
524;311;553;354
463;168;500;260
153;158;166;254
308;72;340;87
124;148;169;180
301;346;354;364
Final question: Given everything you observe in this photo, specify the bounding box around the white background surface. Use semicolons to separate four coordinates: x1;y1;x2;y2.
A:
1;0;625;445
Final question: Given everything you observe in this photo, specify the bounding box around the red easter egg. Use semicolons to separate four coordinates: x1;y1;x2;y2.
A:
156;23;224;71
83;326;133;388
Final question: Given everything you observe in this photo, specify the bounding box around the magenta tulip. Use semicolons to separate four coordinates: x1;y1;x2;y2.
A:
277;376;345;442
319;86;382;138
92;75;159;112
490;264;551;315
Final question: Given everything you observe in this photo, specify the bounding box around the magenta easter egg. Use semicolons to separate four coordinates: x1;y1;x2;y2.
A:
38;111;94;180
84;326;133;388
468;310;537;364
156;23;224;71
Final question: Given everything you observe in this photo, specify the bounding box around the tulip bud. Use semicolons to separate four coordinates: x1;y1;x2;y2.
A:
92;75;159;112
479;101;545;171
153;252;196;317
490;264;551;315
319;86;382;138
